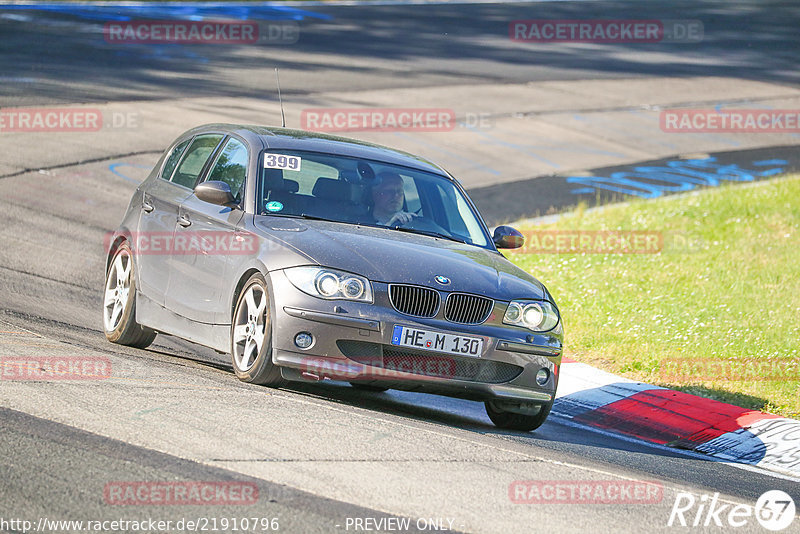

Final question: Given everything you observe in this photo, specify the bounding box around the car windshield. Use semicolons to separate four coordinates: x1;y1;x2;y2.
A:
257;150;491;248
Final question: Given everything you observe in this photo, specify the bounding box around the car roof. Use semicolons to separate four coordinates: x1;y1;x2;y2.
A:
180;123;451;177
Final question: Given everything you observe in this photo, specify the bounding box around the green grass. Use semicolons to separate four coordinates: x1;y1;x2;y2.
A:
508;175;800;419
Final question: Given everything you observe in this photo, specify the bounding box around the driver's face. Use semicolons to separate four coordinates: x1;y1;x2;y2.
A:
373;178;405;212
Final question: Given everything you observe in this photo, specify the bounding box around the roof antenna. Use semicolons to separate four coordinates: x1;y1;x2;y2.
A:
275;67;286;128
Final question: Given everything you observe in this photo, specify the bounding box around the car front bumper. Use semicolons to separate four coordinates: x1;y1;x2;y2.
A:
268;270;563;404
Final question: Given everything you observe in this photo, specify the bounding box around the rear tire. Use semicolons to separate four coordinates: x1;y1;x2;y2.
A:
103;242;156;349
231;274;285;387
485;400;552;431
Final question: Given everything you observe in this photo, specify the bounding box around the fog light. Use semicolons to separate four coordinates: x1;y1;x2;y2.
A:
294;332;313;349
536;368;550;386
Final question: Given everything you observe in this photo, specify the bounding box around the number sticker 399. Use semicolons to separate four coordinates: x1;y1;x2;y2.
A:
264;154;301;171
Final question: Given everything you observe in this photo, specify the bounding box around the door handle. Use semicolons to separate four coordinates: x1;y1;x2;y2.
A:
142;199;155;213
178;214;192;227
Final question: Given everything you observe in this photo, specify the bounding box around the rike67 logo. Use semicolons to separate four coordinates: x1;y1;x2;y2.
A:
668;490;795;531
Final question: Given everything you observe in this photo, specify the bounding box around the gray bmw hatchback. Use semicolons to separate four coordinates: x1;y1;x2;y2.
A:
104;124;563;431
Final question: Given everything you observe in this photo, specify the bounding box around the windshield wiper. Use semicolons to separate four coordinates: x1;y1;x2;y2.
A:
261;212;332;222
389;226;470;245
297;213;333;221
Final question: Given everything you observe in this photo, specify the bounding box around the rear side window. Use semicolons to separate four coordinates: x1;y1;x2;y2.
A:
160;138;191;181
171;134;224;189
205;137;248;202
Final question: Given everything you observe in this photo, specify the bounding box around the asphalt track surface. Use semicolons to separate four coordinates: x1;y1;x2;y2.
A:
1;2;799;533
2;0;800;104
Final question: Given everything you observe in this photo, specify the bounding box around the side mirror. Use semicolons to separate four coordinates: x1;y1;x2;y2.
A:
493;225;524;249
195;181;236;207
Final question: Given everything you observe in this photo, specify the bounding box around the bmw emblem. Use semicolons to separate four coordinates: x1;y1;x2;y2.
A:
435;275;451;285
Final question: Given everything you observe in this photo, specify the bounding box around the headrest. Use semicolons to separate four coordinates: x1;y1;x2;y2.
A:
263;169;299;193
312;178;350;201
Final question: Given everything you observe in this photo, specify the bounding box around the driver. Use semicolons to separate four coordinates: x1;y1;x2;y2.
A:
369;172;418;226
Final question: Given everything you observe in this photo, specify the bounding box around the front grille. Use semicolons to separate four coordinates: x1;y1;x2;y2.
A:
337;340;522;384
389;284;440;318
444;293;493;324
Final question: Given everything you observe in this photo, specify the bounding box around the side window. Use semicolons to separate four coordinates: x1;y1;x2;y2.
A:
206;138;248;202
434;183;465;234
171;134;224;189
432;183;487;246
454;193;487;246
160;138;191;181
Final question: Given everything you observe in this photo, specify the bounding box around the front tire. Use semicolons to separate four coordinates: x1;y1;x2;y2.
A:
231;274;284;386
103;242;156;349
485;400;552;431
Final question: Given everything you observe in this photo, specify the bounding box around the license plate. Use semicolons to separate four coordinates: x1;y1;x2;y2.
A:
391;325;483;357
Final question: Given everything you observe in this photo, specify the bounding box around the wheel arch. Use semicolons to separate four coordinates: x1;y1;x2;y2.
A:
105;229;149;298
229;265;270;322
105;234;128;273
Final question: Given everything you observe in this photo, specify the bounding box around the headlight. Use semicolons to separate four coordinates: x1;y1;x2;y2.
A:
503;300;559;332
285;266;373;302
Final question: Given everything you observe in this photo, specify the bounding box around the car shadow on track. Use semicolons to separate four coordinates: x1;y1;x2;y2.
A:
146;344;699;452
141;345;738;468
